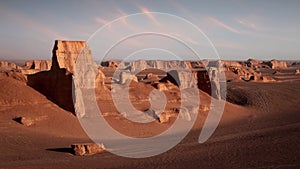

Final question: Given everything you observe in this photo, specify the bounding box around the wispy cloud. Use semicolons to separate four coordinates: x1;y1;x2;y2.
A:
236;18;264;32
137;6;160;25
95;17;109;26
115;9;134;29
208;17;240;34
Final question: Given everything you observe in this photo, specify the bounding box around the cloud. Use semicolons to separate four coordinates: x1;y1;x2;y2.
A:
137;6;160;25
236;18;263;31
95;17;109;26
208;17;240;34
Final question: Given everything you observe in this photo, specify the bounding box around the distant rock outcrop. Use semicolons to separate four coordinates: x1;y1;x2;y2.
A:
264;59;287;69
0;61;9;68
101;61;121;69
160;70;197;89
30;60;52;71
0;61;17;71
245;59;263;68
189;61;205;69
127;60;188;73
20;60;52;75
0;61;27;82
222;61;243;68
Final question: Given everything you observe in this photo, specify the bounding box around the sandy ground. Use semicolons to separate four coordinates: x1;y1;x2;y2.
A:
0;73;300;168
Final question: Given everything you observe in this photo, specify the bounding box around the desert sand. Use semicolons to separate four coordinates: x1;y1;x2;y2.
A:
0;40;299;169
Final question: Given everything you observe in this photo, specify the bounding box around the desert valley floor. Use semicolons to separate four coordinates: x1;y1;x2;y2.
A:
0;41;300;169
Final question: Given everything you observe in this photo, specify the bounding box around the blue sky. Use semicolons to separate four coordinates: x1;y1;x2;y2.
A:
0;0;299;60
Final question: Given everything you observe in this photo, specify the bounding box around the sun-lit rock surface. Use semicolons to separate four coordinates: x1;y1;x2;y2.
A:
27;40;93;113
127;60;188;72
30;60;52;70
71;143;105;156
0;61;17;71
264;59;287;69
53;40;87;74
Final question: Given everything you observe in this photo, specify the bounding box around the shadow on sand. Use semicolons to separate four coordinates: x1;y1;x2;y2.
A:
46;147;74;154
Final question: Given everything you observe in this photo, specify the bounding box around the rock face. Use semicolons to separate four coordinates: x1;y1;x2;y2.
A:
208;67;221;100
54;40;87;74
222;61;243;68
21;60;52;73
245;59;263;68
0;61;17;71
158;113;170;123
0;61;9;68
189;61;205;69
264;60;287;69
119;71;138;84
13;117;34;126
161;70;197;89
33;60;52;70
101;61;121;69
194;70;211;95
71;143;105;156
27;40;100;113
223;61;262;82
127;60;188;73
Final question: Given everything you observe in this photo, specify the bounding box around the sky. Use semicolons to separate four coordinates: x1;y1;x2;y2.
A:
0;0;299;61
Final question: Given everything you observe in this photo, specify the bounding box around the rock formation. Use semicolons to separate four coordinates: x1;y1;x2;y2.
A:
119;71;138;84
0;61;17;71
13;117;34;126
245;59;263;68
32;60;52;70
158;113;171;123
101;61;121;69
127;60;188;73
27;40;103;113
160;70;197;89
12;116;47;127
224;62;262;82
264;59;287;69
53;40;87;74
0;60;27;82
222;61;243;68
71;143;105;156
194;70;211;95
0;61;9;68
208;67;221;100
189;61;205;69
19;60;52;75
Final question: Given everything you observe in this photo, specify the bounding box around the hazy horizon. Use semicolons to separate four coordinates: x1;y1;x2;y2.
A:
1;0;299;61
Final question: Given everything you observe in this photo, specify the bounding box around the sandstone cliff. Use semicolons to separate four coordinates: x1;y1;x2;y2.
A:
27;40;93;113
53;40;87;74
